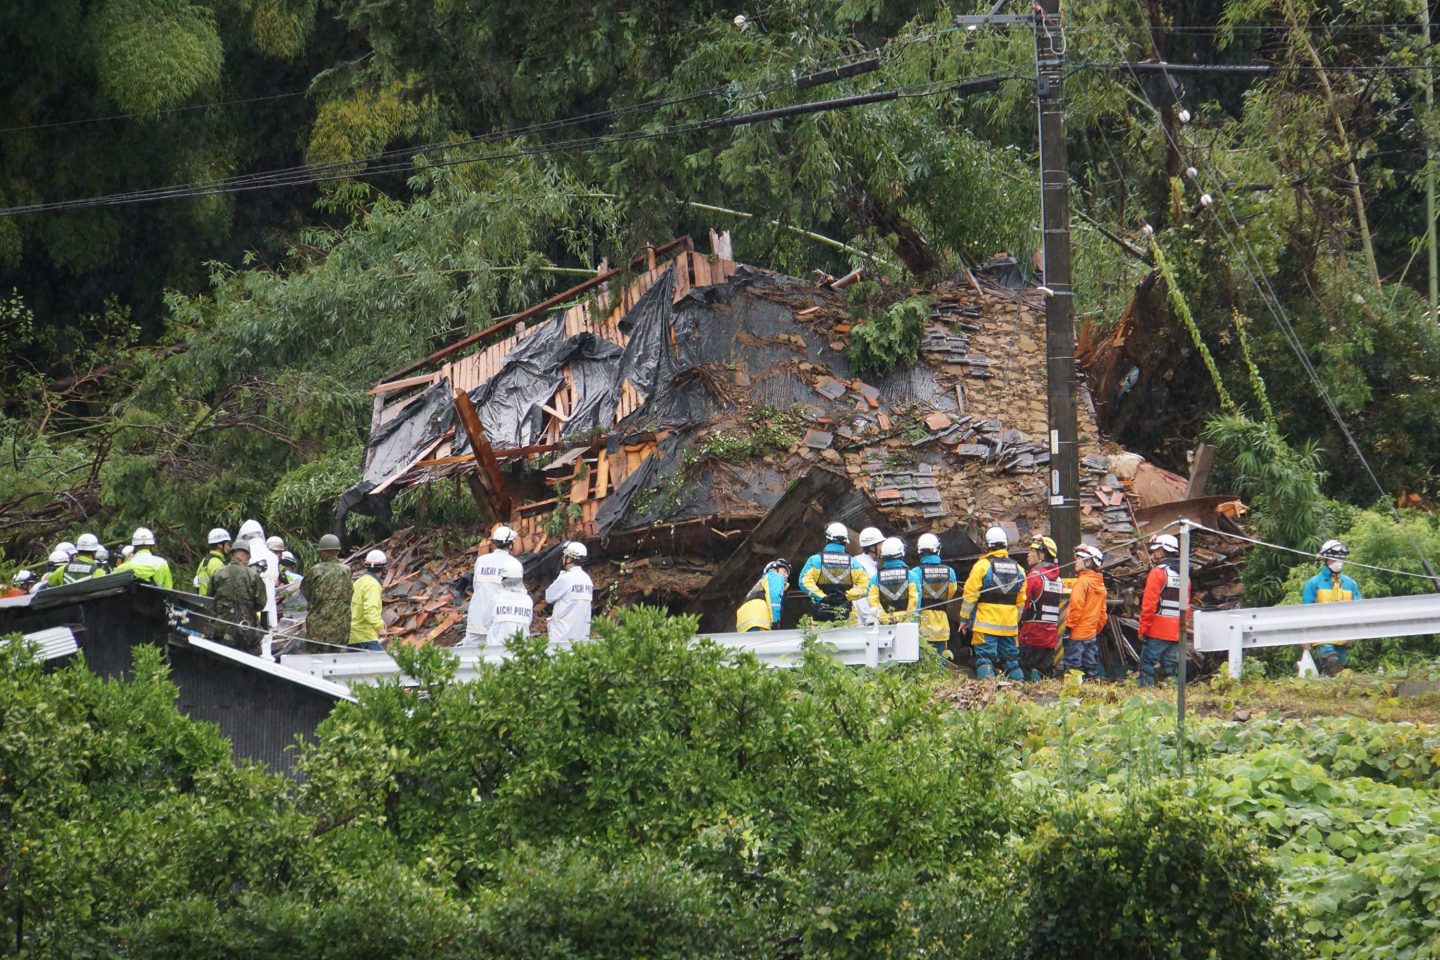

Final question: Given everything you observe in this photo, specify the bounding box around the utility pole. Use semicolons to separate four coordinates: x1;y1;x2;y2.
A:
1034;0;1081;562
1424;3;1437;323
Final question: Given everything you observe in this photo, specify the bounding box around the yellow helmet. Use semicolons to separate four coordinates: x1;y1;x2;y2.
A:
1030;535;1058;559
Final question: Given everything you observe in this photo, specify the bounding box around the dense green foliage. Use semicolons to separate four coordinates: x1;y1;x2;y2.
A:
2;612;1339;959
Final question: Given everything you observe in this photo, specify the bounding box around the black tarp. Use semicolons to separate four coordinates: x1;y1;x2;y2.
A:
340;264;965;535
457;317;625;453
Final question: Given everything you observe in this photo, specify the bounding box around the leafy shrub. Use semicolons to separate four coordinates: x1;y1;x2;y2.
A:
1025;789;1297;959
1203;412;1332;605
845;289;928;378
471;844;754;959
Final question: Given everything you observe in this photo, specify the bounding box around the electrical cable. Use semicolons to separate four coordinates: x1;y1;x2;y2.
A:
1102;3;1440;583
1181;522;1440;581
0;75;1000;217
0;28;950;138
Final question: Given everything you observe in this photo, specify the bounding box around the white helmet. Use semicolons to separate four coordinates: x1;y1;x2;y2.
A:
95;546;110;563
12;570;36;586
825;522;849;544
491;524;517;548
121;545;135;560
1076;544;1104;567
984;526;1009;548
266;536;285;552
75;533;101;553
364;549;387;567
49;547;70;565
237;519;265;541
1318;539;1349;560
563;541;588;562
280;551;297;566
917;533;941;555
1151;534;1180;555
207;527;231;545
131;527;156;547
858;527;884;549
499;555;525;583
880;536;905;559
55;541;76;558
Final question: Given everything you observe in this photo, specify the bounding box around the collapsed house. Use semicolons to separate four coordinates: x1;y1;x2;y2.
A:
340;235;1248;657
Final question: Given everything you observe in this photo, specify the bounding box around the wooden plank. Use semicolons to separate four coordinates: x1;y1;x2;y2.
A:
369;372;439;396
380;237;691;381
594;449;610;497
420;612;460;645
570;463;590;504
453;387;513;523
1184;443;1217;499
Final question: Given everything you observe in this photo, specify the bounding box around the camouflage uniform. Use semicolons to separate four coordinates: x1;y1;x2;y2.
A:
301;560;353;650
209;557;267;653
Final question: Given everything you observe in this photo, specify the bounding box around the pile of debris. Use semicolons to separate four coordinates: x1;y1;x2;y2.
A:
336;232;1251;646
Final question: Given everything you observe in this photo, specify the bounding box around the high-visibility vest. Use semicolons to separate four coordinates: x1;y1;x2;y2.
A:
917;563;955;607
815;551;855;600
1023;574;1065;626
62;558;100;584
986;558;1025;604
875;564;910;612
1158;566;1182;620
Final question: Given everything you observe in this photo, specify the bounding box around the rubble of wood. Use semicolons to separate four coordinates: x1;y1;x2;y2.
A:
338;234;1254;659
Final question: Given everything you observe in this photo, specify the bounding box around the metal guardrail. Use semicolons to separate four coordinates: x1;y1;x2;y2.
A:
279;623;922;689
1194;594;1440;677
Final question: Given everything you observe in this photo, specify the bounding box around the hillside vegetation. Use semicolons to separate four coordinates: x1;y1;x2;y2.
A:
2;0;1440;593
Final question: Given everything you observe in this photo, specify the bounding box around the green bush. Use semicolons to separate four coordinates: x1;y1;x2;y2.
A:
1025;789;1297;959
845;291;928;378
471;844;754;959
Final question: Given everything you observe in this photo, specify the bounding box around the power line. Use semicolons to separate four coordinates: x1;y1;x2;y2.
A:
1103;4;1440;583
0;31;944;138
0;38;961;213
0;77;998;217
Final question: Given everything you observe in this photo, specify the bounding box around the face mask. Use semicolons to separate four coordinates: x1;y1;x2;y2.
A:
1327;560;1345;573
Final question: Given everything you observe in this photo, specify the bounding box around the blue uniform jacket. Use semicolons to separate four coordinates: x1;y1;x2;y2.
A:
1301;568;1362;605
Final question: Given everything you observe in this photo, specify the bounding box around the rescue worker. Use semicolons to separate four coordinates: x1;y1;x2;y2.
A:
545;541;594;644
266;535;286;556
959;526;1027;680
869;537;918;625
853;527;885;626
115;528;174;589
911;533;957;657
300;534;352;650
53;541;76;562
1302;539;1362;676
194;528;230;596
277;551;305;614
463;524;518;646
487;555;534;642
94;545;111;571
1137;533;1186;686
46;533;106;586
799;522;870;623
4;570;37;598
37;548;69;591
1063;544;1108;678
120;545;134;563
736;558;791;632
349;549;387;650
235;521;279;656
209;540;268;653
1019;535;1065;681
